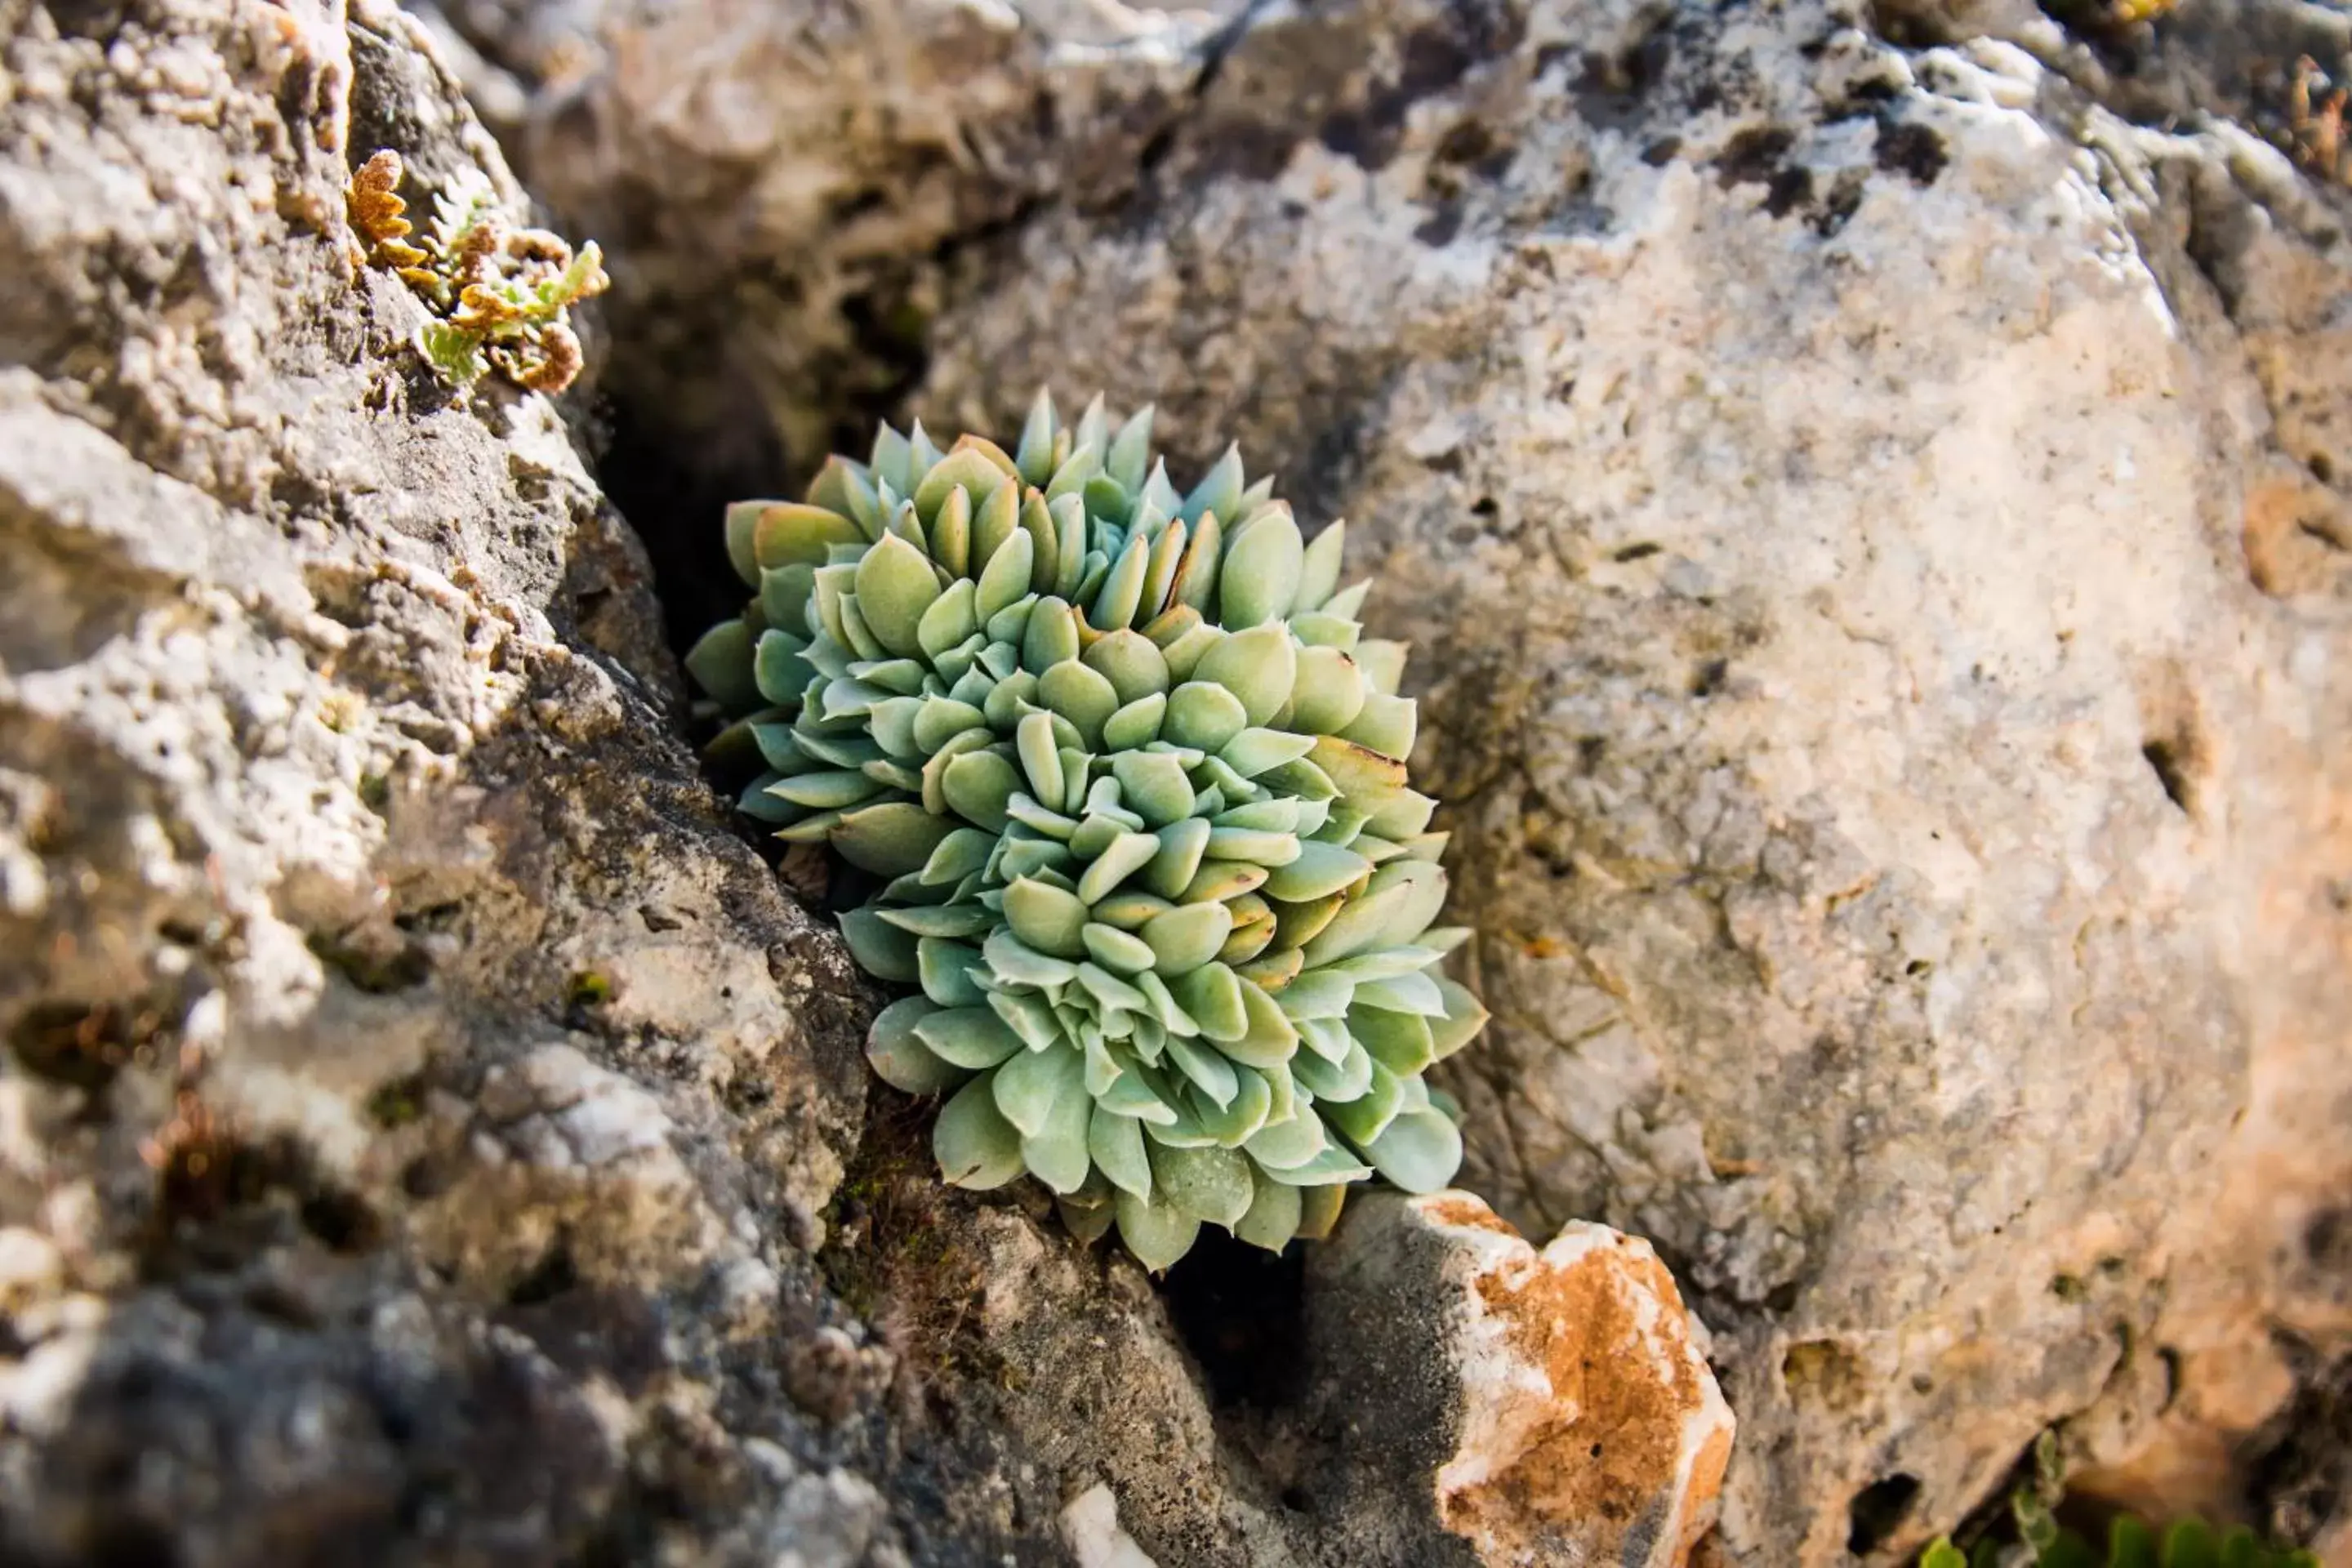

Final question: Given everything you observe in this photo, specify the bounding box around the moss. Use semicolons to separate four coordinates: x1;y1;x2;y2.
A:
366;1071;428;1128
566;969;615;1008
818;1089;1009;1405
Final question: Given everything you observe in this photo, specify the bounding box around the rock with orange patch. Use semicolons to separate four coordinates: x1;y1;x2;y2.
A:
1303;1192;1733;1568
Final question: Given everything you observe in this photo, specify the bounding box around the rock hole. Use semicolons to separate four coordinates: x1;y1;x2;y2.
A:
1814;168;1869;237
1763;165;1814;218
593;374;791;668
1613;541;1661;561
1690;658;1729;697
305;929;430;994
300;1187;381;1253
1846;1472;1922;1554
2310;452;2335;484
2141;737;2194;813
1715;126;1797;189
508;1239;580;1307
2307;1207;2349;1267
7;999;165;1096
1432;118;1496;167
79;1521;185;1568
1162;1227;1309;1412
1873;119;1948;185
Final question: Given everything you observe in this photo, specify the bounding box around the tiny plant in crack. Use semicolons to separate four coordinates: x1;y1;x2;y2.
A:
683;391;1490;1271
345;148;608;395
1920;1433;2319;1567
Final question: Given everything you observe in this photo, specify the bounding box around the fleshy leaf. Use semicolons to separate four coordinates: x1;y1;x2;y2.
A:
936;1076;1026;1188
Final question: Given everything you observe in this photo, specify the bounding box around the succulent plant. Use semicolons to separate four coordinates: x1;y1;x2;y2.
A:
688;392;1488;1269
345;149;608;394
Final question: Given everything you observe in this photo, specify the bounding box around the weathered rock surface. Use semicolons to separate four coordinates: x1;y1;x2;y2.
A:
0;0;930;1558
386;0;2352;1551
1304;1193;1735;1568
16;0;2352;1559
884;0;2351;1561
0;2;1753;1564
416;0;1241;498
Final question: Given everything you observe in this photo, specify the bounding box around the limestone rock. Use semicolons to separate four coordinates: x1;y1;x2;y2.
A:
0;0;910;1560
5;0;1744;1559
1063;1483;1165;1568
417;0;1240;492
902;0;2352;1557
1305;1192;1734;1568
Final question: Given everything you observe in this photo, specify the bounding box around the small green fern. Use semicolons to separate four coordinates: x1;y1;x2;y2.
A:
1920;1436;2314;1568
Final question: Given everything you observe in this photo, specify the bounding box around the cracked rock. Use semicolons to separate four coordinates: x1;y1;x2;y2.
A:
902;0;2352;1558
1304;1192;1735;1568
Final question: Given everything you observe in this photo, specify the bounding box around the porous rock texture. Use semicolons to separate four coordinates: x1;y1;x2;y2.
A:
446;0;2352;1557
902;0;2352;1560
405;0;1244;515
0;2;1744;1566
0;1;1232;1563
0;0;915;1558
1303;1192;1735;1568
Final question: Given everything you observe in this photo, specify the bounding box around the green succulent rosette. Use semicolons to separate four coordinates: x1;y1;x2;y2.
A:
686;392;1489;1269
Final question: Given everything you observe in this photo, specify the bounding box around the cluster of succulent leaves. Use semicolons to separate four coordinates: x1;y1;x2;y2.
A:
1922;1437;2316;1568
345;149;608;394
686;392;1489;1269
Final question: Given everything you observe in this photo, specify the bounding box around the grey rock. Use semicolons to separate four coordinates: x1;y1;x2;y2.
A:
17;0;2352;1559
422;0;1241;478
900;0;2352;1558
1299;1192;1735;1568
7;7;1682;1564
0;2;919;1561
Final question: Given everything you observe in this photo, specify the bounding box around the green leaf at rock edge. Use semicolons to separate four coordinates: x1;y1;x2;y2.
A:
867;996;966;1094
916;938;990;1007
1355;1105;1462;1194
1003;876;1089;960
1023;1084;1094;1194
1233;1165;1303;1252
853;532;942;658
1089;1103;1152;1200
1259;1143;1372;1187
941;750;1022;835
1115;1187;1200;1272
1147;1140;1253;1227
1296;518;1347;612
831;801;957;876
684;619;761;713
935;1074;1025;1189
841;906;920;982
1140;900;1233;976
992;1040;1085;1138
913;1007;1026;1071
1193;624;1295;728
1215;511;1303;628
1244;1107;1326;1170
